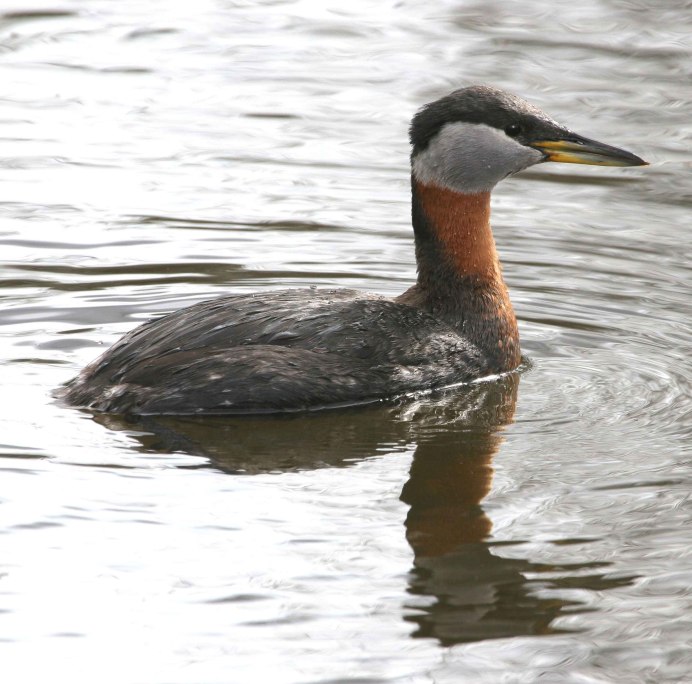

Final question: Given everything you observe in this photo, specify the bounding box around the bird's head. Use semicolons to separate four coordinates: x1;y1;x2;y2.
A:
410;85;647;194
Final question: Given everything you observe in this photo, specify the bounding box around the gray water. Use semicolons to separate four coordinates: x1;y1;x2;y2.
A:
1;1;691;682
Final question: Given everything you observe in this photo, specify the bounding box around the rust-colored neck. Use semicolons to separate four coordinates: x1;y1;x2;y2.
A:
398;179;521;372
416;183;499;281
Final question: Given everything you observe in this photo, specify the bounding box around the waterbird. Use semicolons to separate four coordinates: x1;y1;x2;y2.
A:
62;85;647;415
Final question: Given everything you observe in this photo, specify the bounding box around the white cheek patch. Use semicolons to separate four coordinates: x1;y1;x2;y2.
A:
412;122;544;194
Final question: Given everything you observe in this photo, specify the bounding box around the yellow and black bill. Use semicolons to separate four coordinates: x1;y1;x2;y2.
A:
530;134;648;167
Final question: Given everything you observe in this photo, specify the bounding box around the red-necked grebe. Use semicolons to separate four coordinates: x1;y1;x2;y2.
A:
62;86;647;415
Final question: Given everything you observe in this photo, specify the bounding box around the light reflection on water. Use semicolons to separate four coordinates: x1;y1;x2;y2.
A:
1;1;691;683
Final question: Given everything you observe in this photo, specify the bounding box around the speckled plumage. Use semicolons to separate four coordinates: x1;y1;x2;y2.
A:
64;289;487;414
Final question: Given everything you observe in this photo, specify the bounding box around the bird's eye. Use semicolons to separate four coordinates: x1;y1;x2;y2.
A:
505;123;522;137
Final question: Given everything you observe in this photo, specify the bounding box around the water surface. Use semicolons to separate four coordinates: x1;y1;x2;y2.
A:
1;1;690;683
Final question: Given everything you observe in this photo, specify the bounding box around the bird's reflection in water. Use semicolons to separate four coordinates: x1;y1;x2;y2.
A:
403;377;569;644
95;375;634;646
